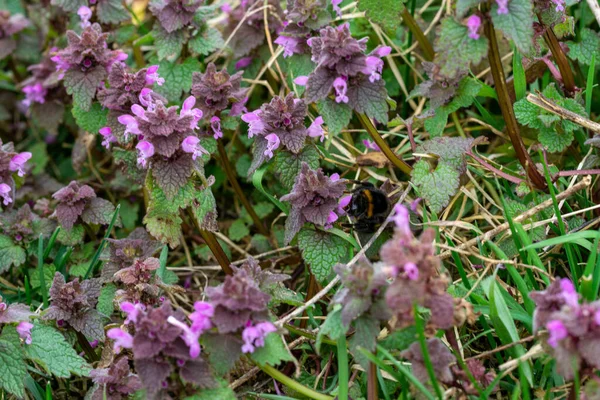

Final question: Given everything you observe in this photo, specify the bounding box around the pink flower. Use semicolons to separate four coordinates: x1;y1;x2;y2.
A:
294;76;309;86
496;0;509;14
189;301;214;333
546;320;568;347
139;88;156;109
362;56;385;82
551;0;564;11
466;15;481;40
9;152;32;177
264;133;280;159
230;97;248;116
16;321;33;345
22;83;47;107
333;77;349;103
274;35;303;58
390;204;411;236
210;116;223;140
410;198;422;212
241;111;265;138
307;116;325;142
131;104;148;121
77;6;92;29
235;57;252;69
339;195;351;209
167;316;201;359
332;0;343;17
145;65;165;86
117;114;141;139
404;262;419;281
181;136;209;160
180;96;203;129
363;139;380;151
50;54;70;77
595;309;600;326
559;278;579;309
107;328;134;353
99;126;116;149
120;301;145;324
0;184;12;206
241;321;277;353
135;141;154;168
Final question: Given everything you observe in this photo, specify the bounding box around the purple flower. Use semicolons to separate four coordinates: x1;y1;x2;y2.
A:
77;6;92;29
466;15;481;40
551;0;564;11
181;136;209;160
307;116;325;142
0;183;12;206
363;139;380;151
294;76;309;86
22;83;47;107
241;321;277;353
410;198;422;212
166;316;202;359
274;35;303;58
139;88;155;109
210;116;223;139
107;327;134;353
496;0;509;14
99;126;116;149
389;204;411;236
136;141;154;168
264;134;281;159
235;57;253;69
241;111;265;138
120;301;146;324
189;301;214;333
16;321;33;344
404;262;419;281
180;96;203;130
9;152;32;177
145;65;164;86
362;56;385;83
332;0;343;17
117;114;141;139
333;77;349;103
547;319;568;347
559;278;579;309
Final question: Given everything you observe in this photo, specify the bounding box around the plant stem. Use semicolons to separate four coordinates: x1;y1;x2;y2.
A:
259;364;334;400
367;361;379;400
337;336;349;400
37;235;48;309
300;273;319;329
467;151;526;185
356;113;413;175
539;17;576;96
401;8;434;61
483;10;547;190
216;140;270;237
198;228;233;275
76;331;99;362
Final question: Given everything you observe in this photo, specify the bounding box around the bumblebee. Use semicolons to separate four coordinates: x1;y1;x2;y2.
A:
344;182;391;233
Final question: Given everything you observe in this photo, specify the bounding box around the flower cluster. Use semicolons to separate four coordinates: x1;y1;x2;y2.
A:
0;204;54;246
106;301;216;395
0;10;28;60
295;23;391;109
51;24;126;110
88;357;142;400
191;62;248;118
43;272;105;340
0;141;32;207
223;0;283;58
113;257;165;305
280;162;347;244
149;0;203;34
383;205;470;330
530;279;600;379
241;93;325;175
52;181;116;230
101;228;161;280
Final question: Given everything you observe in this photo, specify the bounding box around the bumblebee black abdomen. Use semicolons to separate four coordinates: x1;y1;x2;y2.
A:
346;185;391;233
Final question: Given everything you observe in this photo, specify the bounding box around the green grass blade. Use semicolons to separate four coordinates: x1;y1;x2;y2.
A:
252;167;289;214
43;227;61;259
37;234;48;308
586;54;596;116
512;45;527;101
581;236;600;301
336;336;349;400
157;245;168;281
414;305;444;399
84;204;121;279
521;230;600;250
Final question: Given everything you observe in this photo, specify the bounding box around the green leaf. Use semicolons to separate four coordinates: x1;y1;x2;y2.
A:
348;316;380;369
250;333;295;367
64;68;106;111
152;57;201;103
411;159;460;214
56;225;85;246
72;102;108;134
568;28;600;66
97;283;117;316
68;263;88;277
228;220;249;242
201;334;242;376
274;147;320;190
0;234;26;271
434;17;488;79
491;0;534;55
144;214;183;249
538;126;574;153
28;142;49;175
190;186;218;232
316;306;345;353
456;0;485;17
297;229;349;284
183;379;237;400
25;323;91;378
189;27;224;56
317;98;353;137
357;0;404;32
0;339;27;398
29;264;56;290
153;24;185;61
96;0;129;24
285;53;315;96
